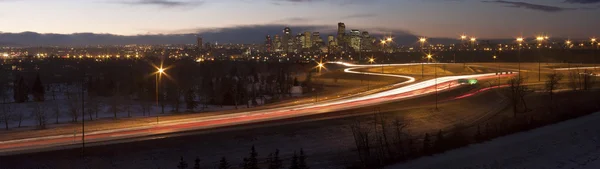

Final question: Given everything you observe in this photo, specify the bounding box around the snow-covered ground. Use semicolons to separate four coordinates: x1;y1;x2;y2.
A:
0;87;255;129
388;111;600;169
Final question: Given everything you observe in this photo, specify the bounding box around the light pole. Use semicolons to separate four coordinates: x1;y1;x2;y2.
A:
420;37;427;78
536;36;545;81
592;38;597;69
428;54;438;110
460;35;467;66
516;37;524;76
494;55;499;86
156;66;165;124
566;40;572;70
316;62;325;102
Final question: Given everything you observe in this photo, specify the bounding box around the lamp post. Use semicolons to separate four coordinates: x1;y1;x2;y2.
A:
516;37;524;75
494;55;499;86
592;38;597;69
316;61;325;102
420;37;427;78
460;35;467;65
156;66;165;124
536;36;545;81
566;40;572;70
469;37;476;68
428;54;438;110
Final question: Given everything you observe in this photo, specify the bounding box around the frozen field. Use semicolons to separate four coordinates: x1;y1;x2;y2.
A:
388;111;600;169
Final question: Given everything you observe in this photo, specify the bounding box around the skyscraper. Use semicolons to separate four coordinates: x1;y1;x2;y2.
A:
327;35;336;47
337;22;346;47
312;32;323;48
283;27;292;52
350;29;362;51
274;35;282;52
303;32;312;49
196;37;203;49
265;35;272;52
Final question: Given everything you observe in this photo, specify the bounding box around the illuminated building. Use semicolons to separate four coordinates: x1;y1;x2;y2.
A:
283;27;292;52
274;35;282;52
303;32;312;49
196;37;203;49
265;35;272;52
312;32;323;48
328;35;336;47
337;22;346;47
350;30;361;51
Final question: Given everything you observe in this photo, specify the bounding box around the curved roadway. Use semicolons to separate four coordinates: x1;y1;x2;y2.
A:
0;62;515;155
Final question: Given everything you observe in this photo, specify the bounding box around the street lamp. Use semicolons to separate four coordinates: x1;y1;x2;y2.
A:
516;37;524;74
155;66;166;124
536;36;545;81
369;58;375;64
592;38;598;69
419;37;427;78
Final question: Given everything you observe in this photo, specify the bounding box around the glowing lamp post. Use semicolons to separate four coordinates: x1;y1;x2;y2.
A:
516;37;524;74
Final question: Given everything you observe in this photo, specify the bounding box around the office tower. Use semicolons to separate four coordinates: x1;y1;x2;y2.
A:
350;29;362;51
274;35;282;52
196;37;203;49
303;32;312;49
327;35;336;46
265;35;272;52
361;31;373;51
283;27;292;52
312;32;323;48
337;22;346;47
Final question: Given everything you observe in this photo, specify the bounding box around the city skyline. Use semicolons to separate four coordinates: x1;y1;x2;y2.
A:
0;0;599;39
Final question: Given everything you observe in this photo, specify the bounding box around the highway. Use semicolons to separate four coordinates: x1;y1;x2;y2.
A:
0;62;515;155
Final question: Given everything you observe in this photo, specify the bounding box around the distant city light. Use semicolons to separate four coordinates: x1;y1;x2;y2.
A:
536;36;544;41
516;37;524;42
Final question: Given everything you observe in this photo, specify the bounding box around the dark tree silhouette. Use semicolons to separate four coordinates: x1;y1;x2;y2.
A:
32;73;45;102
434;130;445;152
243;145;260;169
289;151;299;169
218;157;231;169
177;156;188;169
298;149;309;169
268;149;284;169
193;157;201;169
422;133;431;155
13;76;28;103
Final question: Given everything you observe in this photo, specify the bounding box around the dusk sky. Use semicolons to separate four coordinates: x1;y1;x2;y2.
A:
1;0;599;39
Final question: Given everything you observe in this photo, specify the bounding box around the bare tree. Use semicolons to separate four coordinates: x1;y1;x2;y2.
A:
567;70;581;91
545;72;563;101
32;102;48;129
506;77;532;117
52;103;60;124
109;95;121;119
86;96;99;121
582;70;596;91
122;96;132;118
68;93;80;122
15;110;25;128
0;103;13;130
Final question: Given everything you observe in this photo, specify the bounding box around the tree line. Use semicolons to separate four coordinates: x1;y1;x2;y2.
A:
174;146;309;169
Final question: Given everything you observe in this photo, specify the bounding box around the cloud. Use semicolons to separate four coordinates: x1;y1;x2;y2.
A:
0;25;422;46
271;17;313;24
564;0;600;4
272;0;372;5
117;0;203;8
482;0;575;12
341;13;377;19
